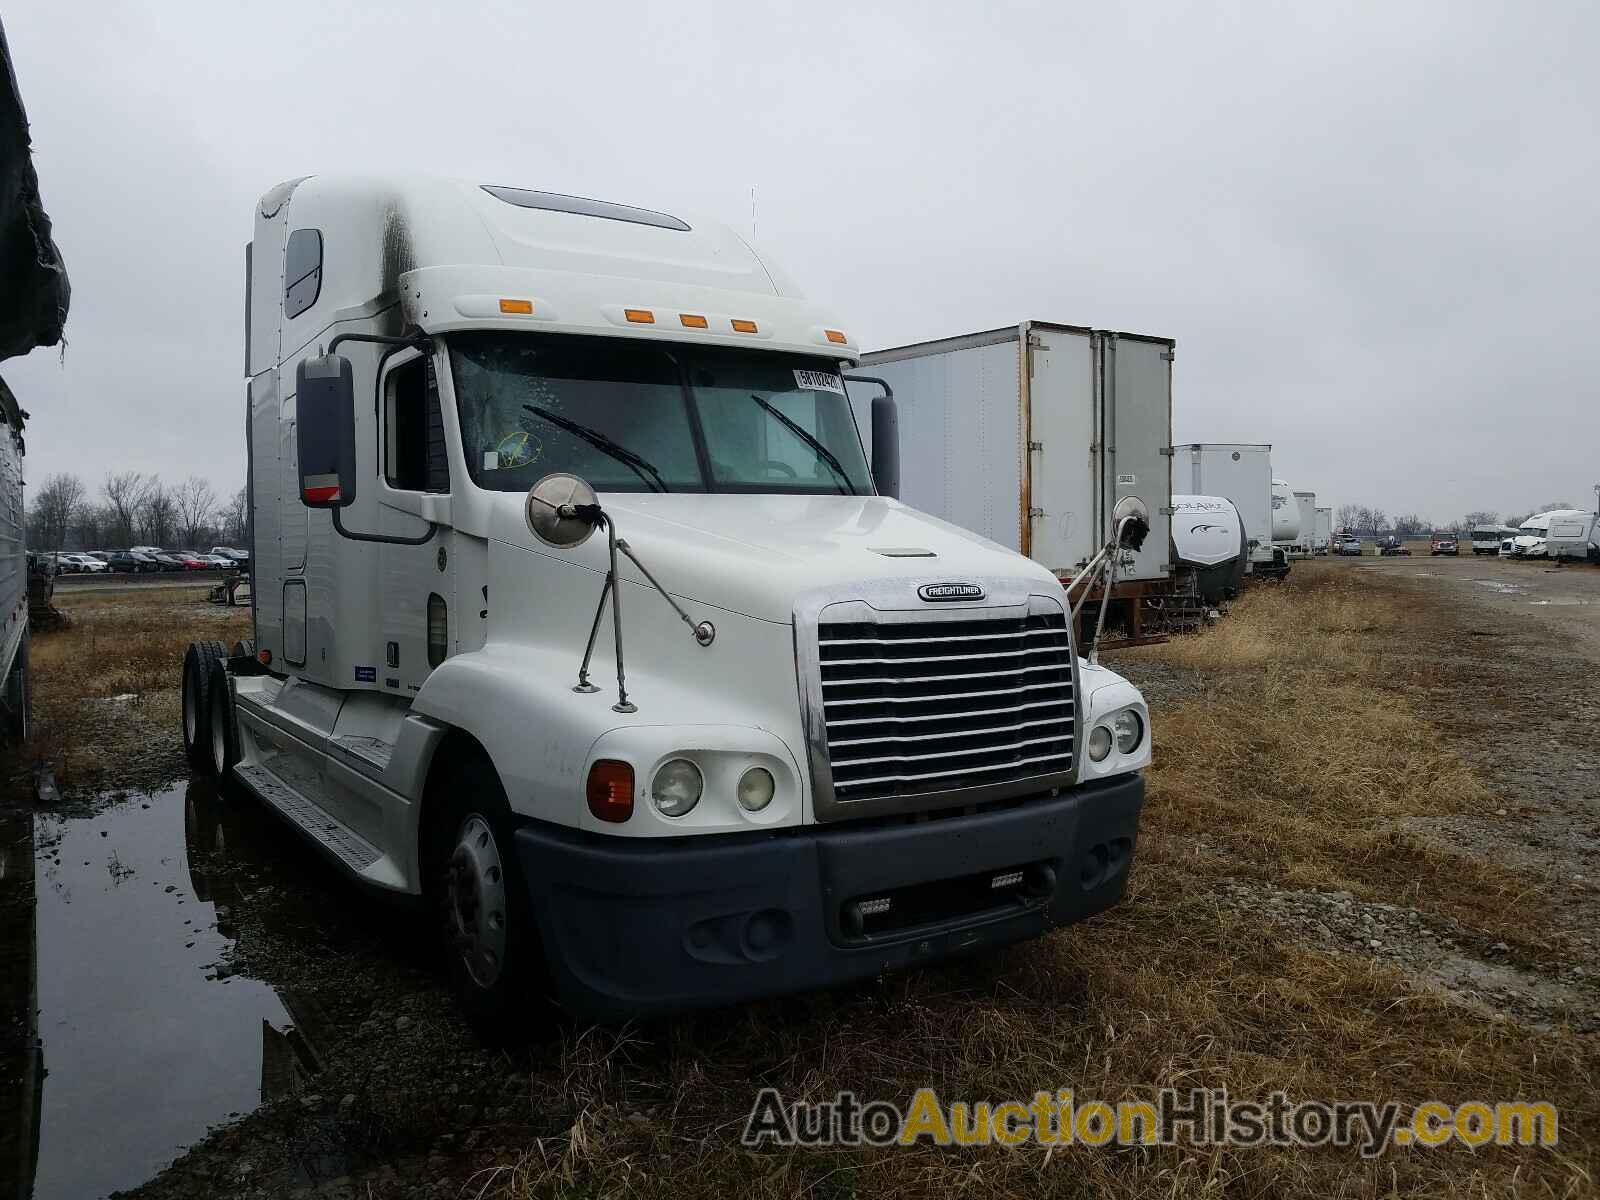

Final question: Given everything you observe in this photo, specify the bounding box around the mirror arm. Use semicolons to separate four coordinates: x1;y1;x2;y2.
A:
325;330;434;356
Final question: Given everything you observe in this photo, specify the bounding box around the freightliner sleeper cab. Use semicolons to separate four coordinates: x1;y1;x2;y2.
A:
181;175;1149;1031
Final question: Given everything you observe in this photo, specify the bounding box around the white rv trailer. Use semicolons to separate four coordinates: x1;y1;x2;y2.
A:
1544;510;1598;562
1174;443;1283;578
1169;495;1246;604
1314;507;1332;555
180;175;1152;1030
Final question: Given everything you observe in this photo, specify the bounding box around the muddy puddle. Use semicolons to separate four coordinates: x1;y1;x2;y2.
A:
0;783;322;1200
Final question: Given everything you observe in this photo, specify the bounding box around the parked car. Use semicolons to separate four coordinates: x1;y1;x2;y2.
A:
148;551;190;572
105;550;159;573
210;546;249;562
1335;535;1362;556
57;553;108;573
1429;534;1459;556
195;553;239;569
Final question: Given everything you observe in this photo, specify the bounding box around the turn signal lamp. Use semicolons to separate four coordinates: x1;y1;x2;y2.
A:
257;649;272;666
824;329;848;344
498;298;533;315
624;308;655;324
730;319;758;333
587;759;635;822
679;313;708;329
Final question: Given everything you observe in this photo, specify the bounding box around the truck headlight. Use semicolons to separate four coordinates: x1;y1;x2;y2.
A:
737;766;775;812
651;759;703;817
1087;725;1113;762
1113;710;1144;754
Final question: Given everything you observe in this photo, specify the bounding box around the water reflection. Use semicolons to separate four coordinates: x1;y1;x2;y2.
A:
0;780;318;1200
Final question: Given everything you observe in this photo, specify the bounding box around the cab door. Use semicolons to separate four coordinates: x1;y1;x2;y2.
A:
375;349;454;695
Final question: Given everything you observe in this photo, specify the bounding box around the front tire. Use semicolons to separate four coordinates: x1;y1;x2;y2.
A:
425;753;545;1041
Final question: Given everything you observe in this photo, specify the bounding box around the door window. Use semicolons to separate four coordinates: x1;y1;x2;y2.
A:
385;357;450;492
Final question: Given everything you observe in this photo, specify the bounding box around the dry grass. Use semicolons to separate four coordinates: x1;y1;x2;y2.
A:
469;564;1597;1199
24;585;250;792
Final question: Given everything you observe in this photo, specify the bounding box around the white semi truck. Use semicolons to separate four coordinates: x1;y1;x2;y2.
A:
1289;491;1317;559
181;175;1151;1030
1174;443;1285;579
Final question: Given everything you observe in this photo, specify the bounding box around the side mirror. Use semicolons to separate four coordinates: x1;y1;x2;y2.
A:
845;375;900;500
870;394;900;500
295;354;356;508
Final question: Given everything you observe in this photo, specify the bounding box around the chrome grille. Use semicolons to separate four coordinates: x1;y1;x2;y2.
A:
816;611;1075;804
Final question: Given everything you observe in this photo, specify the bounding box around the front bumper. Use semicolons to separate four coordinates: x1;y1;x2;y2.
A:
514;774;1144;1022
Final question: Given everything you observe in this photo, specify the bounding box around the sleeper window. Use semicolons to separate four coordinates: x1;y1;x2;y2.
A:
283;228;322;318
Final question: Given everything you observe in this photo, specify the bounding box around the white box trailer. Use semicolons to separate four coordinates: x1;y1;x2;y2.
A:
1290;491;1316;559
1314;506;1332;555
847;322;1173;585
1174;443;1281;576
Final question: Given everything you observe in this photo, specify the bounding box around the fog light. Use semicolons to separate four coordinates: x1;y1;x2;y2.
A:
737;766;775;812
651;758;703;817
1087;725;1113;762
1113;709;1144;754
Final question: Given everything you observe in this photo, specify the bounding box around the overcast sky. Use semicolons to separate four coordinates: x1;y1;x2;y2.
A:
3;0;1596;525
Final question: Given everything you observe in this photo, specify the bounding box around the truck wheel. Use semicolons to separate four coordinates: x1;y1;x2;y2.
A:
426;754;543;1040
181;640;228;773
206;661;239;779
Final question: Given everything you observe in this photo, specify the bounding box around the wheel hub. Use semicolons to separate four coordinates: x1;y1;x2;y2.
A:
447;814;509;989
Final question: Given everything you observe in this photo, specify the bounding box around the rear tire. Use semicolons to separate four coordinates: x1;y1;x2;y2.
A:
424;752;546;1042
206;661;238;779
182;640;228;773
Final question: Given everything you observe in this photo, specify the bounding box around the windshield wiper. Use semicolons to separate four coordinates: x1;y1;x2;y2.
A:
523;405;669;493
748;394;854;495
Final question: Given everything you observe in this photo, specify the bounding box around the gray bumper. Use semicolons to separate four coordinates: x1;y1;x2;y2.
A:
513;774;1144;1022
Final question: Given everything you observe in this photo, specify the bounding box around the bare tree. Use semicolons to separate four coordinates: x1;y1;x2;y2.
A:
1392;513;1429;535
137;480;178;546
1335;504;1362;533
221;486;248;546
28;472;84;556
176;475;217;548
102;471;149;547
1462;510;1499;528
72;502;110;550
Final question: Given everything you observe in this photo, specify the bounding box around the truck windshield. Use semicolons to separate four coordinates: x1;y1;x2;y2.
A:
449;332;873;494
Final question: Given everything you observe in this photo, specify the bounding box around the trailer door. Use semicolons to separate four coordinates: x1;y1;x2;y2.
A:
1026;326;1095;572
1101;335;1171;582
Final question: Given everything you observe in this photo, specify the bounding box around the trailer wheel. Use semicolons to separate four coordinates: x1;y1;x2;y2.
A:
181;640;228;773
425;752;545;1041
206;661;239;779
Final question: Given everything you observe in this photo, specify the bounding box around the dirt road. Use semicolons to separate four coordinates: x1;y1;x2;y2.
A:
1352;551;1600;656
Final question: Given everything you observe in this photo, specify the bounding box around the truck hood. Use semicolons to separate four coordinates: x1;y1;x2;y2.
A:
494;492;1062;623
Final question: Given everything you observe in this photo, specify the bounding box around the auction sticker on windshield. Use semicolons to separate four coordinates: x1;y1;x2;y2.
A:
794;369;845;395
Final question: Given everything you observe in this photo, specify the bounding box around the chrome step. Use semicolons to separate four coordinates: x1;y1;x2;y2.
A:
329;733;394;772
234;762;382;873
